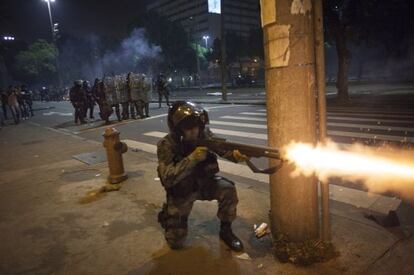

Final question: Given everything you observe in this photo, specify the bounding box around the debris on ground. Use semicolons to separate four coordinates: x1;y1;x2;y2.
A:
273;233;338;266
254;222;270;238
235;253;251;261
100;183;121;192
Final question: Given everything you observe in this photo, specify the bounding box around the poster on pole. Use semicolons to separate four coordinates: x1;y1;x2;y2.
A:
260;0;276;26
208;0;221;14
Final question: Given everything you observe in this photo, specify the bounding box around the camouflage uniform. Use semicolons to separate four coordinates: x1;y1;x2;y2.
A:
157;127;240;249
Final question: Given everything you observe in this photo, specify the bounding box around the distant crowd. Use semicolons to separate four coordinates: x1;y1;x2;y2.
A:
0;85;35;127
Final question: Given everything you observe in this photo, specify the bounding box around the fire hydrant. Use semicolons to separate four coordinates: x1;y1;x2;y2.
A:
103;127;128;184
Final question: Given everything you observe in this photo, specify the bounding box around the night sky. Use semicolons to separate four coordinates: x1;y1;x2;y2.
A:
1;0;149;42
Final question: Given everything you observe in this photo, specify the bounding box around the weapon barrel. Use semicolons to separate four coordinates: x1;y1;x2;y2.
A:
198;138;281;159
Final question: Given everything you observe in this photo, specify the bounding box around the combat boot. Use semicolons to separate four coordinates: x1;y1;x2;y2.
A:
219;221;244;252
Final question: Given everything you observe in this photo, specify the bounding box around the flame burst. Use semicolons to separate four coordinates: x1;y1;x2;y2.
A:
284;141;414;201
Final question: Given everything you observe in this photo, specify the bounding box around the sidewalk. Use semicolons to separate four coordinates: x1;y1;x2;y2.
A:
0;122;413;274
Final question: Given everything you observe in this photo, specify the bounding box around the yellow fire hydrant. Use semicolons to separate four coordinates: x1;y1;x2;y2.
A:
103;127;128;184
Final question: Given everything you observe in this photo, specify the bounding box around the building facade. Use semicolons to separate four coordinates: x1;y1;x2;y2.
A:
146;0;261;46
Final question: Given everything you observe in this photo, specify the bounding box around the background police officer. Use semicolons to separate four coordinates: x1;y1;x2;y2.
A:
69;80;87;124
156;73;170;108
83;80;95;119
157;101;248;251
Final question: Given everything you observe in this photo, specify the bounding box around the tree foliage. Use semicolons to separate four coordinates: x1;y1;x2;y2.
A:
14;39;57;84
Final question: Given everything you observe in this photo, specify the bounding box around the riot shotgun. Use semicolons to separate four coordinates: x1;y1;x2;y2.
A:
197;136;284;174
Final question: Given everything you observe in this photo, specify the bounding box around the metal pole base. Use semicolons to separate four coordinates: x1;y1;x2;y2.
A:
107;173;128;184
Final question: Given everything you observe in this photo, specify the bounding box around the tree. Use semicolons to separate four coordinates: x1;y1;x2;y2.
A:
324;0;414;101
324;0;356;102
14;39;57;85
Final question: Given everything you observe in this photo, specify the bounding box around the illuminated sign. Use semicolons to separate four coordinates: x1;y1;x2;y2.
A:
208;0;221;14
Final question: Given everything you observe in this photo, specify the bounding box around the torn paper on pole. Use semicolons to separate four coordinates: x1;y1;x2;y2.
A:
265;24;291;68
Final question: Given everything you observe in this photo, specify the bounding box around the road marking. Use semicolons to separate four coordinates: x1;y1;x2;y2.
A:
144;129;268;140
251;109;414;117
223;116;414;132
328;116;414;124
210;120;414;142
327;107;414;115
42;111;73;116
210;120;267;129
143;130;353;151
222;115;266;122
124;138;400;214
240;112;266;116
243;112;414;124
328;130;414;143
76;105;247;134
327;112;414;119
328;122;414;132
144;131;166;138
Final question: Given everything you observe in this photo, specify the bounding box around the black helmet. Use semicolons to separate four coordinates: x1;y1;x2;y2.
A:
168;101;209;135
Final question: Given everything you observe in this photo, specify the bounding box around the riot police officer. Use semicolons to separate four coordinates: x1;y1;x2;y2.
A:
21;85;34;117
69;80;87;124
83;80;95;119
156;73;170;108
157;101;248;251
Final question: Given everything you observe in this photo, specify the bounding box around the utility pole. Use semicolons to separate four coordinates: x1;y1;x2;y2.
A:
262;0;319;241
314;0;330;241
188;16;201;89
220;1;227;101
43;0;61;87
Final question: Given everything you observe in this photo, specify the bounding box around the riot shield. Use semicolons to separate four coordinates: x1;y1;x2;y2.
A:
142;75;153;103
103;76;118;105
129;73;144;101
115;74;129;104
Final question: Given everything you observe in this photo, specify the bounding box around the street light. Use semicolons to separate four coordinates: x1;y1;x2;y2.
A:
3;36;15;41
42;0;61;87
202;35;209;48
42;0;56;41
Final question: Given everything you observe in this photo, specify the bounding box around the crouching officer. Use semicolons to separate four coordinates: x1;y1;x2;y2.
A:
157;101;248;251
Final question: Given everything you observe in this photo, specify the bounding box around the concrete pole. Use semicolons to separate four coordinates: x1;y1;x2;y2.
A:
313;0;330;241
262;0;319;241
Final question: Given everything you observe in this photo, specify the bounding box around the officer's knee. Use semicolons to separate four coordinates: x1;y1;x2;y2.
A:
219;184;238;204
